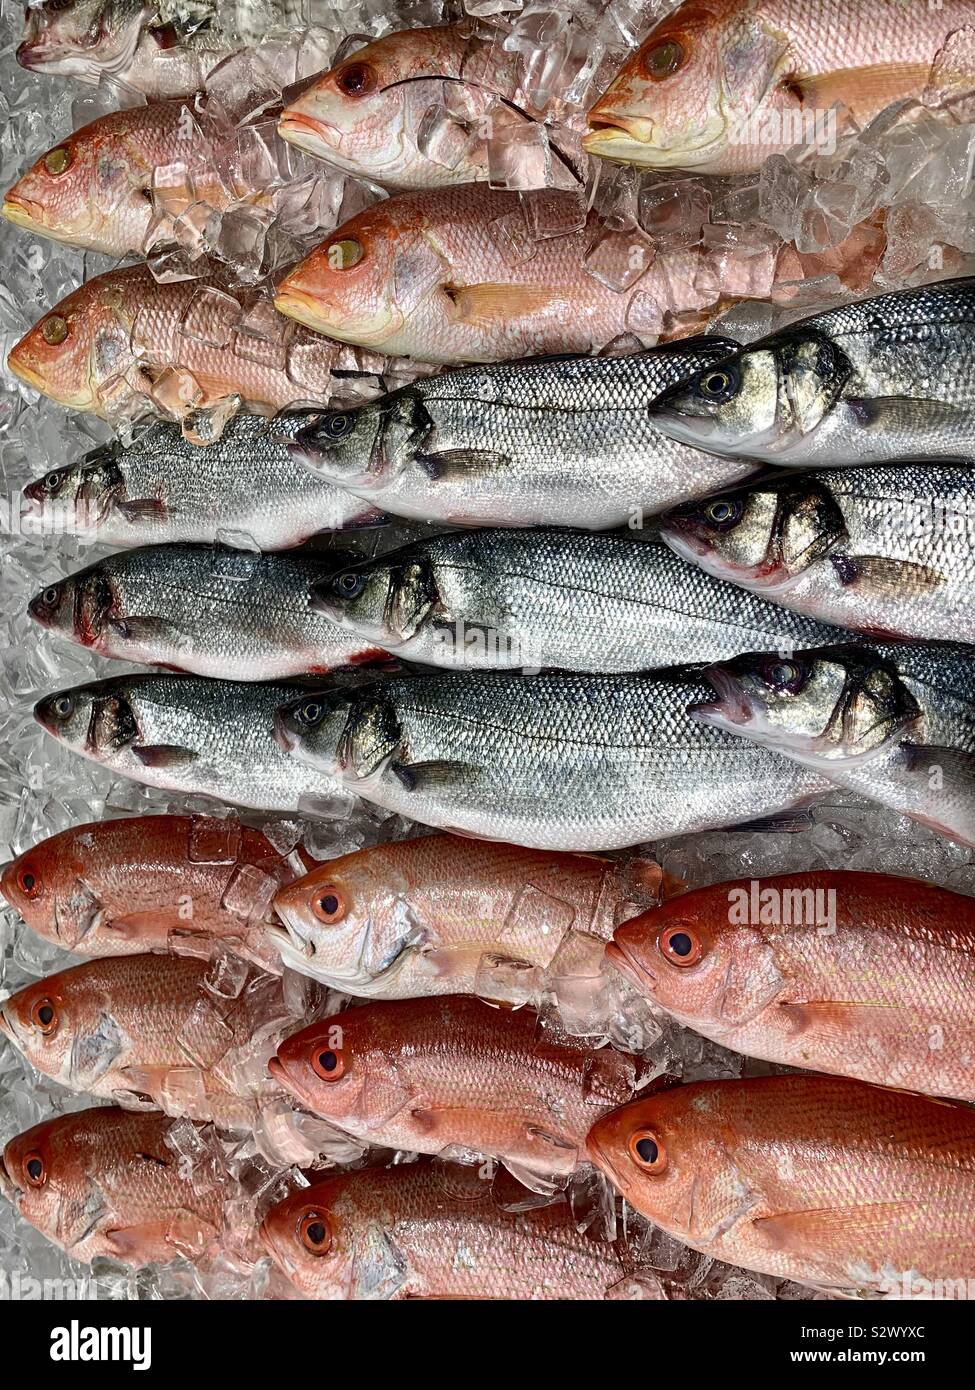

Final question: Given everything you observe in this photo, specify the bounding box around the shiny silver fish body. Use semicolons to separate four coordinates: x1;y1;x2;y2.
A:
33;674;344;813
698;641;975;848
275;669;831;851
649;279;975;467
28;544;391;681
21;415;384;551
292;338;762;530
314;530;853;672
662;464;975;645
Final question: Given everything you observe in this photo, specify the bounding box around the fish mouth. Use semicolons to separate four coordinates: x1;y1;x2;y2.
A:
258;1215;288;1272
584;116;711;169
585;1127;628;1194
0;1149;20;1204
273;709;299;755
689;666;757;731
605;940;656;994
657;522;711;563
274;286;400;349
277;110;341;159
1;194;44;233
6;352;95;413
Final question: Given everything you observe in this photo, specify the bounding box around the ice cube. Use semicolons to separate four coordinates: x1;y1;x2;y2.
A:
221;863;279;923
188;813;241;865
584;224;654;292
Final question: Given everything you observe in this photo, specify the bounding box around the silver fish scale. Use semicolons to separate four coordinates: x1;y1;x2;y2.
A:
407;531;849;670
90;675;339;812
366;342;762;527
68;417;372;549
91;545;370;679
343;669;830;850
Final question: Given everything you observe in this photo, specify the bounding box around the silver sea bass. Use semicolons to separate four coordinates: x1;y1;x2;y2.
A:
27;543;394;681
696;641;975;847
660;464;975;645
273;669;831;851
312;529;852;672
33;674;346;813
290;337;762;529
647;278;975;467
22;415;384;551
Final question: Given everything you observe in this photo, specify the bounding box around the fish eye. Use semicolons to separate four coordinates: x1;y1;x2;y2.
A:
704;498;741;528
52;695;74;720
42;470;64;492
295;700;324;729
298;1210;332;1255
696;365;740;403
29;997;58;1036
23;1151;46;1187
326;237;364;272
322;412;354;439
335;61;377;98
642;38;685;79
43;146;72;175
761;658;807;694
41;585;61;606
658;924;704;967
311;1046;346;1080
332;570;366;600
628;1128;667;1173
17;865;41;899
312;887;347;925
41;315;69;346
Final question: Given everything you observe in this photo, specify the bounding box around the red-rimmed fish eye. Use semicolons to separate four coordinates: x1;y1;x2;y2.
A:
628;1128;667;1173
335;61;377;98
310;1044;345;1080
43;146;72;176
298;1209;332;1255
17;864;41;899
642;37;685;79
23;1151;46;1187
658;923;704;967
326;237;364;272
759;657;807;696
41;315;69;346
29;997;58;1037
311;887;347;925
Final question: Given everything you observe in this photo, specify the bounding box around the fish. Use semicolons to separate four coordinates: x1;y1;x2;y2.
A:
260;1161;655;1300
270;994;639;1182
0;1107;241;1268
20;415;386;550
310;529;855;672
274;668;833;851
647;278;975;467
0;954;308;1127
277;22;581;193
290;338;765;530
6;264;370;435
694;640;975;846
270;832;661;997
609;870;975;1100
2;98;327;258
660;464;975;645
587;1073;975;1295
33;673;352;814
1;813;304;967
27;542;395;681
273;185;784;363
584;0;975;173
16;0;240;95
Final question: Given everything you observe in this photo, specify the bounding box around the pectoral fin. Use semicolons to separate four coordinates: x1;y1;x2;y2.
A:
416;449;509;480
116;498;169;524
830;553;946;596
751;1200;925;1257
107;615;179;645
390;759;472;792
131;743;199;768
442;282;569;328
792;63;945;118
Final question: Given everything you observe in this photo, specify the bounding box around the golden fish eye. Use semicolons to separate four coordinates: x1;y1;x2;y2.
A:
29;997;58;1037
41;315;68;346
327;237;363;271
298;1210;332;1255
44;146;72;175
644;38;685;79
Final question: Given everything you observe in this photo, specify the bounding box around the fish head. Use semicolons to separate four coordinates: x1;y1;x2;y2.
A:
292;388;430;491
0;971;79;1084
311;550;438;650
585;0;789;170
28;562;116;650
270;1014;370;1126
276;684;397;788
650;332;852;460
693;645;922;767
4;120;151;253
17;0;150;83
660;474;847;591
273;849;418;992
34;678;140;766
610;896;783;1031
260;1177;355;1298
23;449;126;535
275;201;434;348
587;1091;702;1236
1;1115;78;1245
1;835;105;952
8;275;136;415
